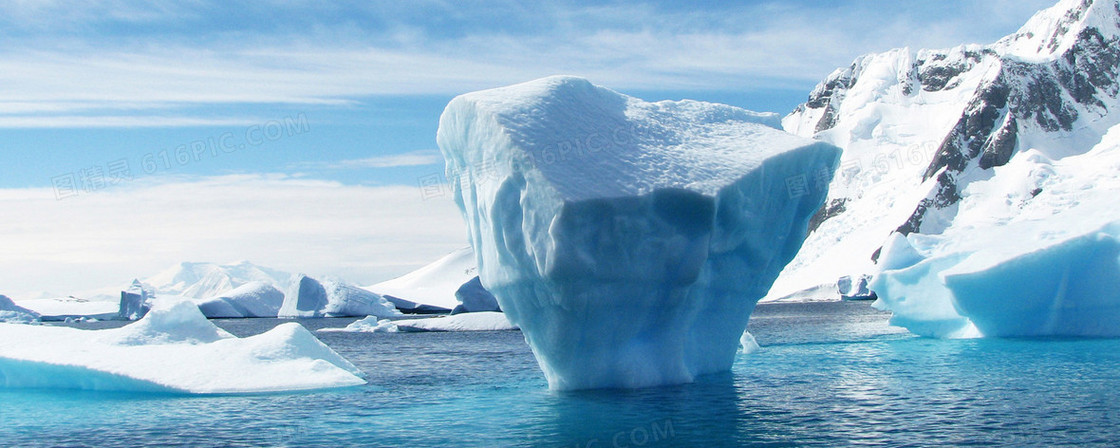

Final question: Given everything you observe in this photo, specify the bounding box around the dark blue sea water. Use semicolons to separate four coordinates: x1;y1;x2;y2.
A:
2;301;1120;447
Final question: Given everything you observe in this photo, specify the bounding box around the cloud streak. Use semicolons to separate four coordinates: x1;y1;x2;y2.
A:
0;1;1057;128
292;150;444;170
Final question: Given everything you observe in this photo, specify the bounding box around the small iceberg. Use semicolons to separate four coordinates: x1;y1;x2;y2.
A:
0;301;365;394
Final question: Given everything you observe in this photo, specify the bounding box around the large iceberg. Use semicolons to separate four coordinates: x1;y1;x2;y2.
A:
0;301;365;393
279;274;400;318
194;281;285;318
438;76;840;389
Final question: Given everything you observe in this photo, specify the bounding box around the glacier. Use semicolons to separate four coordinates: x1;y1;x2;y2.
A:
279;274;400;318
0;301;365;393
772;0;1120;303
872;122;1120;337
438;76;840;389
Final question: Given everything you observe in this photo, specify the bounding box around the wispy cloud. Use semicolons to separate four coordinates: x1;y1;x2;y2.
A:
293;150;444;170
0;115;259;128
0;1;1057;128
0;174;467;298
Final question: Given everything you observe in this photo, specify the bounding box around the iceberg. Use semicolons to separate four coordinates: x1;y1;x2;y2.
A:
0;295;39;324
193;281;285;318
369;247;477;313
279;274;400;318
118;280;152;321
0;301;365;393
326;312;518;333
438;76;840;389
451;276;501;314
396;312;517;332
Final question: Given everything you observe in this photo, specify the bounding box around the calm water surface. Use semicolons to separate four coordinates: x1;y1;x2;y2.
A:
2;301;1119;447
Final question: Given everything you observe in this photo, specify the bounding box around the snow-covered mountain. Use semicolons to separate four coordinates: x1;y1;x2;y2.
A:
142;261;291;299
771;0;1120;300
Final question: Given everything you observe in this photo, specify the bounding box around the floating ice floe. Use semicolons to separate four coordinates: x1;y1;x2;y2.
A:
0;301;365;393
324;312;518;333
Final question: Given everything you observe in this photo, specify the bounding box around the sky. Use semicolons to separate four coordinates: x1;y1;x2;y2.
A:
0;0;1057;298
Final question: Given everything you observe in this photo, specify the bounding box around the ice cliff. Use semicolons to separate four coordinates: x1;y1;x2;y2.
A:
438;76;840;389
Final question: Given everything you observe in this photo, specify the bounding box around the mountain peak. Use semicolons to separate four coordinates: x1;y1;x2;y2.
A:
997;0;1120;60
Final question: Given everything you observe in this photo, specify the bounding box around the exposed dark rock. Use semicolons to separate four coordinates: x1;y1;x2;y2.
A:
807;198;848;234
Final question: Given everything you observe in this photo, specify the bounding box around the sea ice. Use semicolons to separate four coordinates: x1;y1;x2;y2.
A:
328;312;518;333
368;247;477;312
0;301;365;393
438;76;840;389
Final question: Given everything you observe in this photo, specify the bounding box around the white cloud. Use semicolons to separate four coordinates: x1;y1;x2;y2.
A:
0;115;259;128
293;150;444;170
0;1;1058;128
0;174;467;299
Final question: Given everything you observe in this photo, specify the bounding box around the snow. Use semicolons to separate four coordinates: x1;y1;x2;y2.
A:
396;312;517;332
143;261;291;300
438;76;840;390
0;295;39;324
368;247;476;312
279;274;400;318
996;0;1120;62
13;297;120;320
872;122;1120;337
773;0;1120;303
326;312;518;333
0;301;365;393
193;281;285;318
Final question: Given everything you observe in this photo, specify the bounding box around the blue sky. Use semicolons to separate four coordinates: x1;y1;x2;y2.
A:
0;0;1055;189
0;0;1058;297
